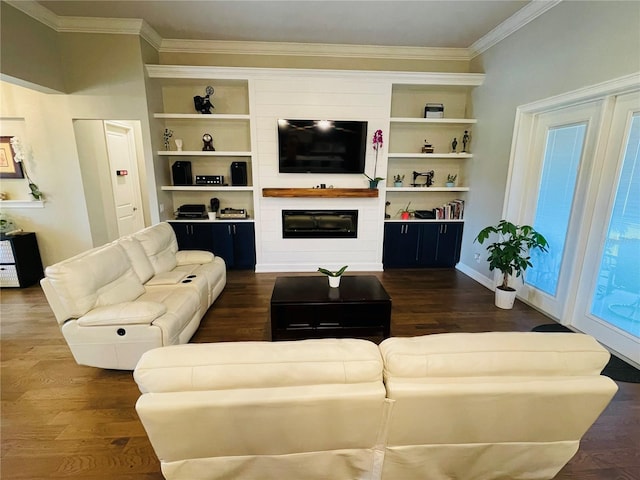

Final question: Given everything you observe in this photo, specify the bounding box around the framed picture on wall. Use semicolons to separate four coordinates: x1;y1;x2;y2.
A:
0;136;24;179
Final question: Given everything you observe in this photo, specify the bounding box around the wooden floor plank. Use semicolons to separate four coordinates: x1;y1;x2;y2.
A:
1;269;638;479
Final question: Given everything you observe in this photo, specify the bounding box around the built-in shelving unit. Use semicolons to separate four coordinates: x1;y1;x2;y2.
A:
386;81;482;222
147;66;254;217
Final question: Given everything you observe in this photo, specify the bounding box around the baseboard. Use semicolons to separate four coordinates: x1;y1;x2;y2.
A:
255;262;384;273
456;262;494;291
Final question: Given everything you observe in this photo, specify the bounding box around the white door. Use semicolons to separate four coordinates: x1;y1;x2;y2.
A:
104;121;145;236
572;92;640;366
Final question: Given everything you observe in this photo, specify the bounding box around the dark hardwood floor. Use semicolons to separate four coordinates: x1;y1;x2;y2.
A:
1;269;639;479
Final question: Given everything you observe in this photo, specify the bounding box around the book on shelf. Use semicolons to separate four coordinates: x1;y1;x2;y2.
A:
434;199;465;220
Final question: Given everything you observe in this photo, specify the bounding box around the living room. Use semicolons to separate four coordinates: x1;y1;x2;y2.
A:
1;1;639;478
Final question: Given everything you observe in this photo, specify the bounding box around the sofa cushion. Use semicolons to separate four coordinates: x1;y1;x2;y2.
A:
380;331;611;378
118;236;155;284
44;243;145;318
134;338;383;393
78;301;167;326
132;223;179;275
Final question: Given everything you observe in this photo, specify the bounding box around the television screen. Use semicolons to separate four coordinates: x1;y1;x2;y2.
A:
278;119;367;174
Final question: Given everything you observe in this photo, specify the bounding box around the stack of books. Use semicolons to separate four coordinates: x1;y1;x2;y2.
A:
434;199;465;220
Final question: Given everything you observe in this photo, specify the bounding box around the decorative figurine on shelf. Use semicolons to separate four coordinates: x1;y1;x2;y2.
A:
163;129;173;151
451;137;458;153
412;170;435;187
202;133;215;151
462;130;471;152
194;86;215;114
421;140;434;154
174;138;183;151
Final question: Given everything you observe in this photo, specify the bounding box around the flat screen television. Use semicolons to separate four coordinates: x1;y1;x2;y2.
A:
278;119;367;174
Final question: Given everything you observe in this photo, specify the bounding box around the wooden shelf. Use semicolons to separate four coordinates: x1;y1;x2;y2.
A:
262;188;378;198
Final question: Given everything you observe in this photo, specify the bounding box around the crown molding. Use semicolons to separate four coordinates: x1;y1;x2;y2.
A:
159;39;471;61
469;0;562;58
6;0;560;61
3;1;162;50
4;0;58;30
145;64;486;86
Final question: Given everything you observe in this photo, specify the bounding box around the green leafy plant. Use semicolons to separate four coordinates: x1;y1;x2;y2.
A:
397;202;414;215
447;174;457;183
317;265;349;277
394;174;405;182
474;220;549;291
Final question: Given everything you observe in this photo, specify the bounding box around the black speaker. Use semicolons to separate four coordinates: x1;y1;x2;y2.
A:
172;161;192;186
231;161;248;186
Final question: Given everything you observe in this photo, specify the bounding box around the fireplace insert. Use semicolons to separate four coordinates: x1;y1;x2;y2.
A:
282;210;358;238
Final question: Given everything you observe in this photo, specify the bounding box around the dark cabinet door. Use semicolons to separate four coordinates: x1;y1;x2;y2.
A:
232;222;256;269
383;223;420;268
170;222;215;252
211;222;256;270
211;223;235;267
419;222;463;267
435;222;463;267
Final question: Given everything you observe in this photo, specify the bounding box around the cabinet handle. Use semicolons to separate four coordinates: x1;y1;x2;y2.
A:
233;224;236;235
228;225;232;235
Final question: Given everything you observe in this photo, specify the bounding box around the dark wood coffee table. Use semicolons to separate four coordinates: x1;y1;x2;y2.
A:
270;275;391;341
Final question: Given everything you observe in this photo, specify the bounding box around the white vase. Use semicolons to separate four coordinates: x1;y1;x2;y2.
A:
328;276;341;288
495;287;517;309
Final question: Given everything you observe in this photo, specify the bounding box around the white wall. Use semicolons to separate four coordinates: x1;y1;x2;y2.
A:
251;74;391;272
0;82;94;265
459;0;640;287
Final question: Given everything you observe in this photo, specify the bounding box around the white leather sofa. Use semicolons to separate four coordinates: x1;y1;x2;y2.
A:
41;222;226;370
133;332;617;480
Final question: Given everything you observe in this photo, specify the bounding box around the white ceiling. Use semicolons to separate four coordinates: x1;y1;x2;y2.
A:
34;0;534;49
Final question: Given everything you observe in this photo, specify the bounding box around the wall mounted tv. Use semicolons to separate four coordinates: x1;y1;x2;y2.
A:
278;119;367;174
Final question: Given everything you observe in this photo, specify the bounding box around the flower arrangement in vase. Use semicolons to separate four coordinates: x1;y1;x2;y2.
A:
364;129;384;188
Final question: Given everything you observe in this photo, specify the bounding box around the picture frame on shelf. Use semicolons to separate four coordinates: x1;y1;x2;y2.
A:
0;137;24;179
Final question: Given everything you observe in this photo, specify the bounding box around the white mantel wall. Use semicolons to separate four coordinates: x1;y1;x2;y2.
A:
251;74;391;272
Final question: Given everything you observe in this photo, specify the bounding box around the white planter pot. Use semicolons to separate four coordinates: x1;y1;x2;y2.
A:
495;287;517;309
328;276;341;288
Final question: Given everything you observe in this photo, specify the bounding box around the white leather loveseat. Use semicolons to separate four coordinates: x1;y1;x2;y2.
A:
41;222;226;370
133;332;617;480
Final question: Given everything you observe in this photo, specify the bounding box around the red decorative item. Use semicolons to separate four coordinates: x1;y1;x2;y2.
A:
401;211;410;220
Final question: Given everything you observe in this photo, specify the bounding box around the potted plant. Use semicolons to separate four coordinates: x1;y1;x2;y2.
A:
446;174;457;187
318;265;349;288
364;129;384;188
397;202;414;220
393;174;404;187
474;220;549;309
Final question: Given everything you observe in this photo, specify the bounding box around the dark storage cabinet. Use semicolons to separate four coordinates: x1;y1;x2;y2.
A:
169;221;255;270
383;222;463;268
0;232;44;287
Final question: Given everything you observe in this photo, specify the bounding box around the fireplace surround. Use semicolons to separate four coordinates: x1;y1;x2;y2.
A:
282;210;358;239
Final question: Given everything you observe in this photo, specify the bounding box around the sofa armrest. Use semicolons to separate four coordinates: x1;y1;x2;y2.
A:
176;250;214;266
77;301;167;326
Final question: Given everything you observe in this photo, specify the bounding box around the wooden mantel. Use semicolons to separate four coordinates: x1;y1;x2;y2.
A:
262;188;378;198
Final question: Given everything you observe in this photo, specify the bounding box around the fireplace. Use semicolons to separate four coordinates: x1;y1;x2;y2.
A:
282;210;358;238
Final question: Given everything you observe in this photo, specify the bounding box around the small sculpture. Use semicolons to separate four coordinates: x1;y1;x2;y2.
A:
194;86;215;114
163;129;173;151
174;139;183;151
202;133;215;151
462;130;470;152
451;137;458;153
